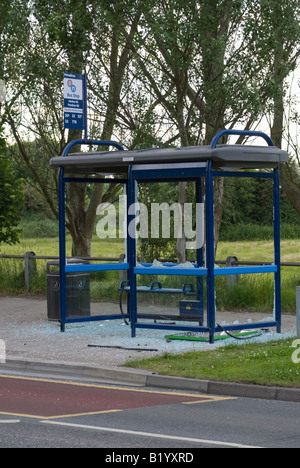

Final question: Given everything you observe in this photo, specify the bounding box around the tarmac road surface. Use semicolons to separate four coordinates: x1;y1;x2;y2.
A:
0;375;228;419
0;375;300;448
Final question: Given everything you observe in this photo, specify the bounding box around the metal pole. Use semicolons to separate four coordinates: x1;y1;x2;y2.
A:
58;167;67;332
205;160;215;344
273;167;282;333
83;74;88;140
196;177;204;317
127;166;137;338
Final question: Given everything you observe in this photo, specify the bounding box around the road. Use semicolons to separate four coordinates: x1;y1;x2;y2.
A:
0;374;299;449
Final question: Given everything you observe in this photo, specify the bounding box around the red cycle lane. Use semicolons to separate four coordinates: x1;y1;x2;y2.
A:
0;375;227;419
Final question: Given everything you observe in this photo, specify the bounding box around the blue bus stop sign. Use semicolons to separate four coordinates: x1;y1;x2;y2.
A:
63;72;87;136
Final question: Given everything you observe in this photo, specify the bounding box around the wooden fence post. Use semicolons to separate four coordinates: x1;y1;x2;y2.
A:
24;252;37;290
226;256;239;289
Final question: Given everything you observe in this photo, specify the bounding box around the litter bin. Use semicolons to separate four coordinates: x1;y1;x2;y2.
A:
47;258;91;321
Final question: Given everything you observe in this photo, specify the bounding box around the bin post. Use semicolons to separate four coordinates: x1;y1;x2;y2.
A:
118;253;126;281
226;256;239;289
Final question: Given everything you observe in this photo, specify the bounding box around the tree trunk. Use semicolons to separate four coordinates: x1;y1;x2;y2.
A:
176;181;187;263
64;127;106;258
64;10;140;258
273;90;300;217
279;165;300;217
270;45;300;218
199;0;232;256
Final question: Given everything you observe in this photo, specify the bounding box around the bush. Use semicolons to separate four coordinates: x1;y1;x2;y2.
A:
19;217;59;238
0;137;23;245
219;223;300;242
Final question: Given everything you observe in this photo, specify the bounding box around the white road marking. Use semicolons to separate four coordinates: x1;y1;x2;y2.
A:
0;420;20;424
40;420;263;449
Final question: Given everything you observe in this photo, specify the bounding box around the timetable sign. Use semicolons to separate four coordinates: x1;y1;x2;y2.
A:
63;72;86;130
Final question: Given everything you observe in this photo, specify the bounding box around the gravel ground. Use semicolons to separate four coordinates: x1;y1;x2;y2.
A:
0;296;297;367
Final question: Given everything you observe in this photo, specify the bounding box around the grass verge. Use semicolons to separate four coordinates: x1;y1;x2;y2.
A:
125;338;300;388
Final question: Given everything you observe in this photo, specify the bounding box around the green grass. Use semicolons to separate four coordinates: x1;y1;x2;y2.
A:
0;238;299;312
0;235;125;258
0;235;125;296
214;272;298;313
216;240;300;313
125;338;300;388
217;239;300;263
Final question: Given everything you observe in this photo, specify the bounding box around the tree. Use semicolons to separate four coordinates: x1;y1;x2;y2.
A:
2;0;141;256
2;0;300;260
125;0;297;256
62;1;142;256
0;128;22;245
262;0;300;216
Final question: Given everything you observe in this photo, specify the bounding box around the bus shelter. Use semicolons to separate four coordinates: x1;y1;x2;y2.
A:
50;129;288;343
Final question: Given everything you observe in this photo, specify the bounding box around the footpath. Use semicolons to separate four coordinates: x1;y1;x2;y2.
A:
0;296;299;403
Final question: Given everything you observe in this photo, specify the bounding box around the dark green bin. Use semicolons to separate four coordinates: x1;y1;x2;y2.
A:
47;259;91;320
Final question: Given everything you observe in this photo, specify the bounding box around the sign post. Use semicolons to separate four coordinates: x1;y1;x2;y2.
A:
0;80;6;104
63;72;88;138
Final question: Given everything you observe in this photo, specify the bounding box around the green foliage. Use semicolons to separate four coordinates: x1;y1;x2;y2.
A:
2;0;300;256
0;130;23;246
138;182;178;262
19;216;59;239
136;182;200;262
220;173;300;241
220;223;300;242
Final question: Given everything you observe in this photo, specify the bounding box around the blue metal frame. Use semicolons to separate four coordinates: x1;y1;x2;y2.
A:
205;160;216;342
83;74;88;139
58;139;126;332
62;139;124;157
127;165;138;338
129;162;208;336
57;131;282;343
211;129;275;148
274;166;282;333
58;166;67;332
